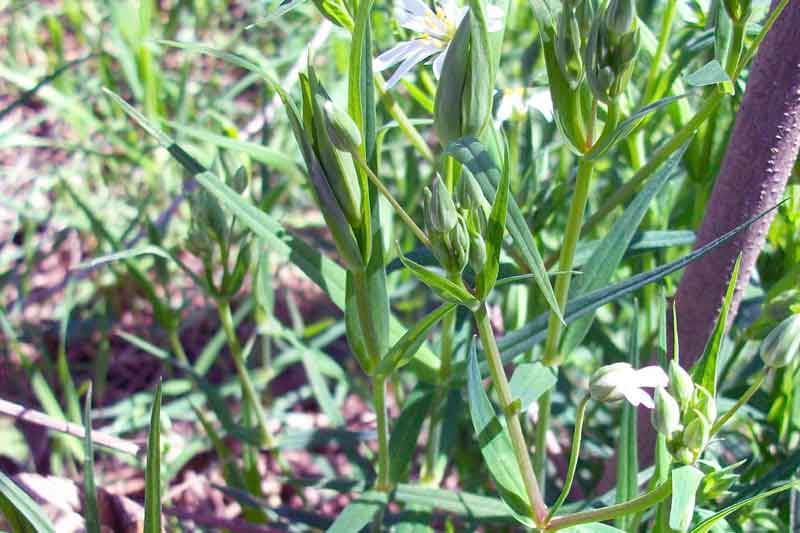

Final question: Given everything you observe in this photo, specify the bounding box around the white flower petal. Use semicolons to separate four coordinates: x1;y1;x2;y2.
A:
400;0;431;17
432;48;447;79
384;44;438;88
374;40;436;72
635;366;669;389
622;387;654;408
526;88;554;122
486;4;505;32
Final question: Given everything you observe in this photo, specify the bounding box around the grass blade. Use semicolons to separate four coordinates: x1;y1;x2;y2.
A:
0;471;55;533
82;384;100;533
143;381;163;533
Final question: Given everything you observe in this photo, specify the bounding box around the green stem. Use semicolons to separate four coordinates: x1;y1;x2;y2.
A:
583;93;723;235
533;388;552;493
542;158;595;367
547;396;589;519
725;21;746;79
352;152;431;247
422;271;460;484
546;478;672;531
643;0;678;103
711;368;767;436
216;301;277;451
374;73;434;163
475;304;548;526
352;269;392;491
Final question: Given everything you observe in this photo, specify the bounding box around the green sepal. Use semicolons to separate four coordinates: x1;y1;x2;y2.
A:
398;250;479;310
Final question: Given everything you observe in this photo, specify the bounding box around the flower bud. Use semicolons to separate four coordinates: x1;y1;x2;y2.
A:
469;231;487;274
723;0;752;24
556;8;583;89
228;166;249;194
760;314;800;368
186;222;214;259
669;361;694;412
456;173;489;213
589;362;630;404
322;99;362;154
675;446;696;466
683;409;711;453
190;188;228;245
605;0;636;37
425;178;459;235
693;385;717;424
652;387;682;440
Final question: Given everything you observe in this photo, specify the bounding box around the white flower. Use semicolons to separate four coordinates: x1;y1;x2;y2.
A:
589;362;669;409
494;87;554;125
374;0;504;88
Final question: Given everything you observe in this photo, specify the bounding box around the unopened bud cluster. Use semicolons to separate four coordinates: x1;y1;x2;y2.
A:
555;0;593;89
583;0;641;103
651;361;716;465
424;173;489;275
723;0;752;24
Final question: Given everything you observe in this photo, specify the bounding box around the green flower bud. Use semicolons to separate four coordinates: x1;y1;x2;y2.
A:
669;361;695;412
190;188;228;245
322;99;362;154
575;0;594;38
675;447;696;466
450;215;470;273
605;0;636;37
469;231;487;274
723;0;752;23
556;8;584;89
456;172;489;213
693;385;717;424
760;314;800;368
425;178;459;235
652;387;682;440
683;409;711;454
186;222;214;259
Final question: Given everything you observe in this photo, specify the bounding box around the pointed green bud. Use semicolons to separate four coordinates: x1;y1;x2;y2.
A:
451;215;470;273
456;172;489;213
228;166;249;194
556;7;584;89
675;446;696;466
669;361;695;412
723;0;752;23
425;177;459;235
652;387;682;440
683;409;711;454
469;230;487;274
322;99;362;154
190;188;228;245
605;0;636;37
760;314;800;368
186;222;214;259
693;384;717;424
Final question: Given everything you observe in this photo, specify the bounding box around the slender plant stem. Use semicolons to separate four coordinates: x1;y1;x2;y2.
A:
474;304;548;526
533;387;552;493
547;396;589;519
725;21;746;78
352;269;392;491
216;301;276;451
352;152;431;247
711;368;767;436
422;271;460;484
546;478;672;531
374;74;434;163
644;0;678;102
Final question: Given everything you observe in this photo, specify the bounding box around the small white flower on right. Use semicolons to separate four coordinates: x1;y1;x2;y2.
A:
590;362;669;409
494;87;554;125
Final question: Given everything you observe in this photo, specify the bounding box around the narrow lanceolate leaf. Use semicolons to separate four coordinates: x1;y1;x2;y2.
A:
670;465;705;532
690;254;741;397
398;252;480;310
444;136;562;322
508;363;556;412
389;389;434;483
685;60;731;88
491;203;782;366
562;143;689;357
0;470;56;533
143;381;163;533
393;484;513;521
82;385;101;533
477;148;510;299
690;480;799;533
560;524;626;533
466;343;535;528
375;303;457;377
326;491;388;533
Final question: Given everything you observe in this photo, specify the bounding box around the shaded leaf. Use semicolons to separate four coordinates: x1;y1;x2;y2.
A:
389;390;434;483
670;465;704;532
326;491;387;533
508;363;556;412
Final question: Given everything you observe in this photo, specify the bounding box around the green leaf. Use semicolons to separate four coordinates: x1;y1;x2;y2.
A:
616;305;639;531
492;203;781;366
562;143;689;357
561;524;626;533
466;343;535;527
691;480;799;533
143;381;163;533
376;303;457;377
398;252;480;310
685;60;731;87
508;363;556;412
82;385;101;533
477;144;510;298
0;471;56;533
691;254;742;397
300;343;345;427
389;389;434;483
326;490;387;532
670;465;705;532
393;484;514;522
444;136;561;322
